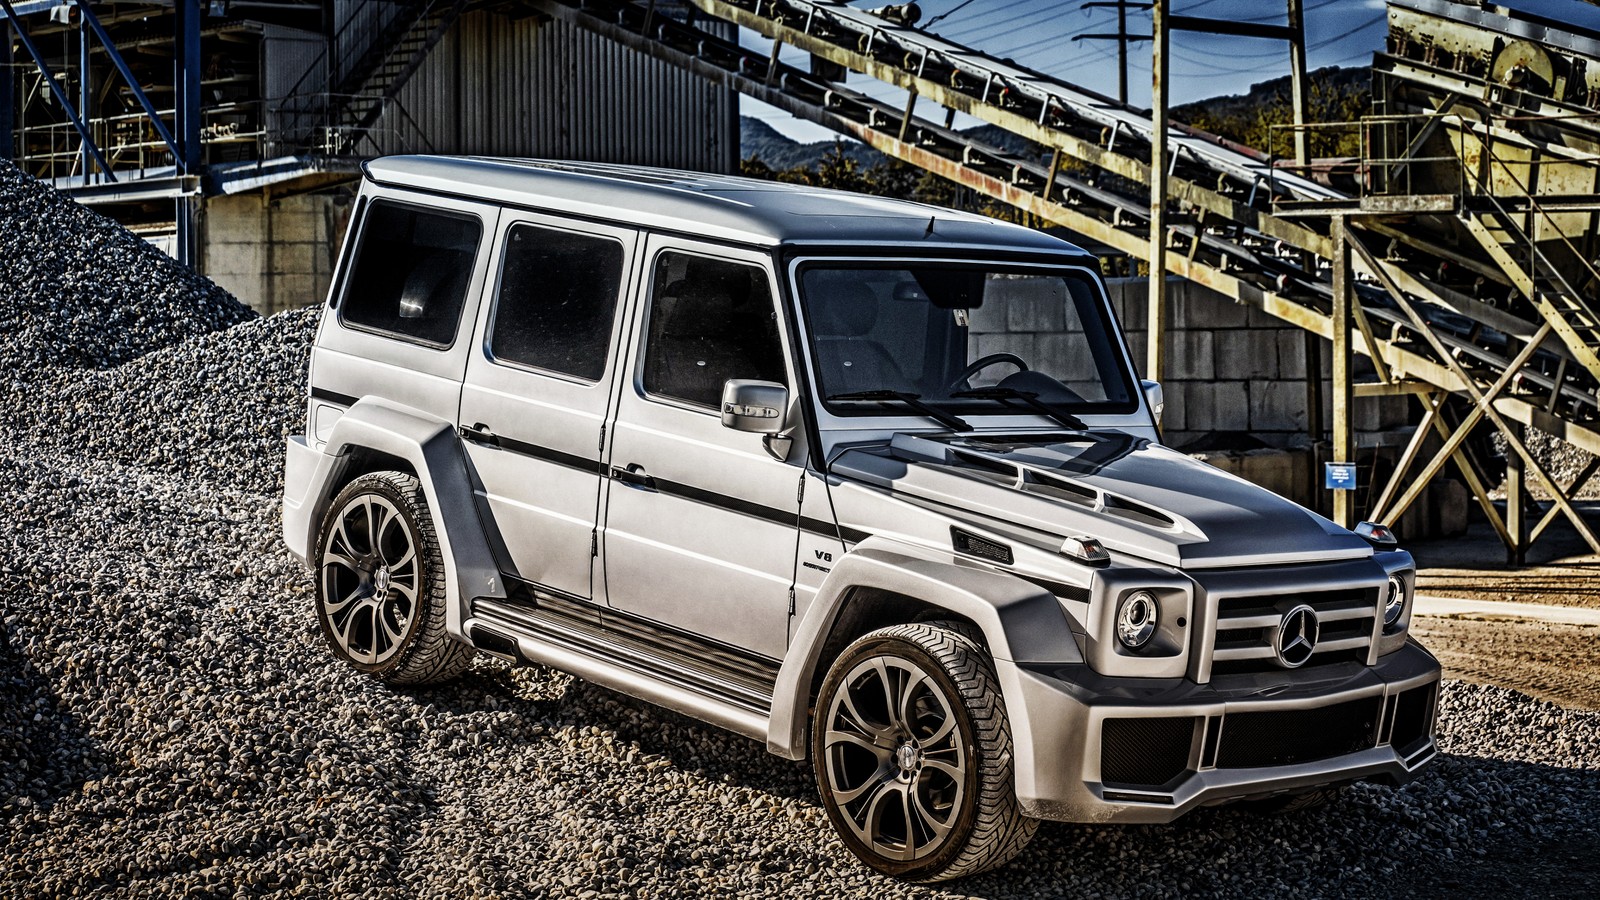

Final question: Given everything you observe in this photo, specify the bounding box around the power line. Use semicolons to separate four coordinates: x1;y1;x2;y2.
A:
924;0;981;29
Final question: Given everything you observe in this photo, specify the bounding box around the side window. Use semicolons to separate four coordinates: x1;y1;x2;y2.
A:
339;200;481;347
490;224;625;382
642;253;786;409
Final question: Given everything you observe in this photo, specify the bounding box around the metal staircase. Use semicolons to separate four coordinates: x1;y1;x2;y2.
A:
335;0;469;151
277;0;468;155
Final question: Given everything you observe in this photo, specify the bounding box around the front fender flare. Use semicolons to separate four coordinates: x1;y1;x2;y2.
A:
768;537;1080;759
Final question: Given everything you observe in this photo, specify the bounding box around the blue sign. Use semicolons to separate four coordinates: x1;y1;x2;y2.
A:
1325;462;1357;491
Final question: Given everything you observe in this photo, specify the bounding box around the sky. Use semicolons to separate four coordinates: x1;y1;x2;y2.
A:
740;0;1600;143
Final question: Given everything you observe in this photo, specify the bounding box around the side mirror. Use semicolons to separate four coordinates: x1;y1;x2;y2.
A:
721;379;790;435
1141;379;1164;427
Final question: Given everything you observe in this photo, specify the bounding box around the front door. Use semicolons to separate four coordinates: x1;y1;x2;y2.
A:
459;215;638;601
600;238;802;659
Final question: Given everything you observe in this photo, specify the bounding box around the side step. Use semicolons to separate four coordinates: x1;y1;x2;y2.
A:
464;589;777;743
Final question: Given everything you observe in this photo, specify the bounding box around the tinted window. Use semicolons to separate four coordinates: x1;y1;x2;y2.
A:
801;264;1135;414
490;224;625;382
642;253;786;409
340;201;481;347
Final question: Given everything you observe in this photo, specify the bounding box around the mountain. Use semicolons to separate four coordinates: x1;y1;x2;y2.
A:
740;117;886;170
740;117;1046;171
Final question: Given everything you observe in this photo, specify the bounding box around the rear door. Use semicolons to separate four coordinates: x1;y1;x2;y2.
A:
310;191;499;441
458;214;639;601
599;237;801;659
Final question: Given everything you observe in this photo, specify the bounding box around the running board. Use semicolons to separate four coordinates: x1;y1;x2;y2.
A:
465;594;776;743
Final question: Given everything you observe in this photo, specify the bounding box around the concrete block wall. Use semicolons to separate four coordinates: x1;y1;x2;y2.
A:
199;192;356;315
1102;276;1411;449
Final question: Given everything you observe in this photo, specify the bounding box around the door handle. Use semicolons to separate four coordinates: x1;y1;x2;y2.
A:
459;423;499;446
609;463;657;491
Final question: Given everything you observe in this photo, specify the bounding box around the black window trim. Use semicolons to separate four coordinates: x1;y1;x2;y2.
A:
325;195;367;312
334;196;485;353
635;245;792;416
481;218;633;388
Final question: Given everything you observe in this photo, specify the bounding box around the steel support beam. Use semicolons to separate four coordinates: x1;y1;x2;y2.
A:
79;1;180;160
1354;231;1600;551
173;0;201;267
78;13;90;183
0;0;113;180
1147;0;1169;384
174;0;201;176
1168;15;1295;41
1331;216;1354;529
1506;420;1526;566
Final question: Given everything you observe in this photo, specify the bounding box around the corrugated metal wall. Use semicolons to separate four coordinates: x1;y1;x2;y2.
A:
357;8;737;172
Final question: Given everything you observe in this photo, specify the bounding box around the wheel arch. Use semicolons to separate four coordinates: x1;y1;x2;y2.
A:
291;397;506;637
767;538;1081;761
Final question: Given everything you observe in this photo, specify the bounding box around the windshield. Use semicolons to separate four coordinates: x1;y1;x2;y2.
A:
798;262;1137;418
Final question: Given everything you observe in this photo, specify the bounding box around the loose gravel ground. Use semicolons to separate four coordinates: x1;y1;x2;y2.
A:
3;162;1599;898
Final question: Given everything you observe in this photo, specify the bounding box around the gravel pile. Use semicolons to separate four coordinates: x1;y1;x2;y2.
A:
2;179;1598;897
0;160;252;383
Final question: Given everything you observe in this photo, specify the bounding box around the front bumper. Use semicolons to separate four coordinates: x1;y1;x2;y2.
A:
1000;640;1441;824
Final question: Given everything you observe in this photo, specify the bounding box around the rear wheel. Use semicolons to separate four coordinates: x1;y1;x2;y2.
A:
812;622;1037;881
314;471;475;684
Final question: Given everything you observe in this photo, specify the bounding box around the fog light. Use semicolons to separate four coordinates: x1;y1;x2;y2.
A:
1384;574;1407;627
1116;591;1159;649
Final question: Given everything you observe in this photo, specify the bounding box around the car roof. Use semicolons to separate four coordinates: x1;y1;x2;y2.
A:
363;155;1093;258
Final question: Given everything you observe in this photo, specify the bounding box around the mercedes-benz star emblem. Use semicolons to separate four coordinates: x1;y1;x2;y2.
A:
1274;605;1320;668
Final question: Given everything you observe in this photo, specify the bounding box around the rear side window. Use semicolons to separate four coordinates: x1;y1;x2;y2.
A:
489;224;626;382
340;200;481;347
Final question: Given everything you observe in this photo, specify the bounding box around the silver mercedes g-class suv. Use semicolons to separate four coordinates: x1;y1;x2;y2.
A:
282;156;1440;881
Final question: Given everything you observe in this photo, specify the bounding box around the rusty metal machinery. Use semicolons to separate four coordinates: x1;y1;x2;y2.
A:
529;0;1600;560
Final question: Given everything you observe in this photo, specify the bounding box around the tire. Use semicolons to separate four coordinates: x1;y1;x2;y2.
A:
314;471;475;685
811;621;1037;882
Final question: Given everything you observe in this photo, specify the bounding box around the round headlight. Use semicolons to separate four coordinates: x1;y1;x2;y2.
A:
1116;591;1160;649
1384;574;1407;627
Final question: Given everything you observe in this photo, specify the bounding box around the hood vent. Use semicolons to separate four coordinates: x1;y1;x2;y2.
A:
1103;495;1177;529
951;527;1014;565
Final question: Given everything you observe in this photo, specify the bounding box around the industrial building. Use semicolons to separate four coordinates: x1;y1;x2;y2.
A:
0;0;738;311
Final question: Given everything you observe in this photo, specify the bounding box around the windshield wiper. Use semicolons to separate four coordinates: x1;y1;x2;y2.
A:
826;390;972;432
951;387;1088;431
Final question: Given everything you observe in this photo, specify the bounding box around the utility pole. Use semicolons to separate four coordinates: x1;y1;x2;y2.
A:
1148;0;1168;384
1075;0;1152;105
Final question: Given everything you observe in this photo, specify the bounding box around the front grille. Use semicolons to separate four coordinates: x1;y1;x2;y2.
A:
1390;683;1437;755
1215;696;1381;768
1203;586;1380;680
1100;716;1197;787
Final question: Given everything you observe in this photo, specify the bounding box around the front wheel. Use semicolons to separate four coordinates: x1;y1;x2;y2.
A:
314;471;475;685
811;622;1037;881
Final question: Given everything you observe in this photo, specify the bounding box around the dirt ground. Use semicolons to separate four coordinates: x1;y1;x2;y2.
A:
1410;501;1600;609
1406;500;1600;709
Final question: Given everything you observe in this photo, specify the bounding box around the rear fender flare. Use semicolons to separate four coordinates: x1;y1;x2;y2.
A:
305;398;506;636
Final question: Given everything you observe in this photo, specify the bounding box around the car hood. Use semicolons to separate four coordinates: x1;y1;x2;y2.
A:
829;431;1370;569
